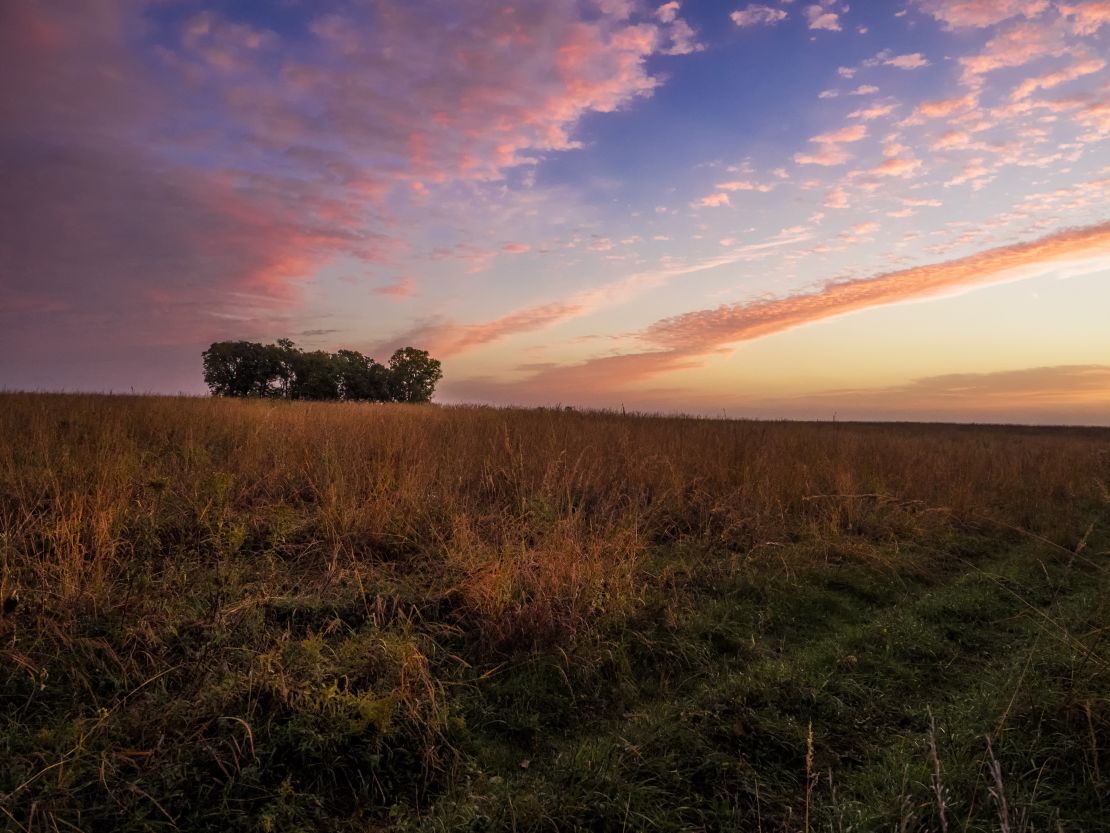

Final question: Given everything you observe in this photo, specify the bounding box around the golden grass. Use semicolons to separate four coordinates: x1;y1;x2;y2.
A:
1;393;1108;831
2;393;1107;647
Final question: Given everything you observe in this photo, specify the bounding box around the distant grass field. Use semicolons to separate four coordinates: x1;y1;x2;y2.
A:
1;393;1108;832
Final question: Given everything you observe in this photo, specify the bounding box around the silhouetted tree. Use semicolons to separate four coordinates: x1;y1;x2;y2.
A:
288;350;341;400
202;341;282;397
202;340;442;403
387;347;443;403
272;338;298;397
334;349;391;401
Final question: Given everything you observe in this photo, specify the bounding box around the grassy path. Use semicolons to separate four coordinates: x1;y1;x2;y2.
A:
417;529;1110;832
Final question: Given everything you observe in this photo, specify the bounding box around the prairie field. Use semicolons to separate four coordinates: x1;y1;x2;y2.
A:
1;393;1108;833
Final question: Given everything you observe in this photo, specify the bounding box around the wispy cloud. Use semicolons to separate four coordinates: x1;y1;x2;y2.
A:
812;124;868;143
1058;2;1110;35
469;222;1110;397
1011;55;1106;100
644;221;1110;352
378;230;813;359
885;52;930;69
805;3;843;31
730;4;789;26
375;277;416;297
695;192;732;207
916;0;1050;29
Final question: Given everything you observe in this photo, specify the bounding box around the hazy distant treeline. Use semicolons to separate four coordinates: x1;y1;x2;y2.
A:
202;339;442;402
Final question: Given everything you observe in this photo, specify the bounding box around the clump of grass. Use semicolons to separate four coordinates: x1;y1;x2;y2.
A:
1;393;1107;831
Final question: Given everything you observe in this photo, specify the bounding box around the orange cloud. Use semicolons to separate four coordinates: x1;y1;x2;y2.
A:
849;102;896;120
1011;55;1106;100
917;0;1049;28
913;94;978;119
644;221;1110;353
386;302;586;359
812;124;868;143
931;129;971;150
868;157;923;177
475;221;1110;397
794;136;855;166
695;192;732;207
716;180;774;192
375;277;416;297
1058;2;1110;35
959;19;1068;82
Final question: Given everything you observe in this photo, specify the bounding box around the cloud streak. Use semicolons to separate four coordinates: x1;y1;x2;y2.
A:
465;221;1110;398
730;5;789;27
644;221;1110;352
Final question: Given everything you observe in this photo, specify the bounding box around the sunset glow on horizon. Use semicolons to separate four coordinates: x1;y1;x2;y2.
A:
2;0;1109;424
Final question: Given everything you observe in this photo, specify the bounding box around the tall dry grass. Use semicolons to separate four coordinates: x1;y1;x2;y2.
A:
2;393;1107;648
1;393;1108;831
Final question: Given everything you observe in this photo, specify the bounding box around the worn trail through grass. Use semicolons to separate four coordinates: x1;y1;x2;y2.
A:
436;534;1109;832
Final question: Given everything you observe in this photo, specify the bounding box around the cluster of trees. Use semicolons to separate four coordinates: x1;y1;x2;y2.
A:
202;339;443;403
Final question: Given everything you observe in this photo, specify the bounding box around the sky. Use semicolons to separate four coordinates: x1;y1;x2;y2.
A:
2;0;1109;424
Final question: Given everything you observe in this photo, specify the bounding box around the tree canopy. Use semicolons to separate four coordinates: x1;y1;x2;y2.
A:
202;340;442;403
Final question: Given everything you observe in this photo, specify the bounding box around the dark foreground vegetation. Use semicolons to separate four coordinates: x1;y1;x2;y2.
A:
1;393;1108;832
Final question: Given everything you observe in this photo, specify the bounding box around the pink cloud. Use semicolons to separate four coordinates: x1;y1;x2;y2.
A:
662;18;704;55
886;53;930;69
716;180;774;192
375;277;416;297
794;144;852;165
825;186;850;208
916;0;1049;28
805;4;843;31
959;19;1068;83
1058;2;1110;34
1011;55;1107;100
384;302;586;358
1073;97;1110;140
795;145;853;166
216;3;696;190
695;192;732;207
794;122;865;167
656;2;682;23
812;124;868;143
642;220;1110;353
910;93;978;120
946;158;993;187
849;102;897;120
458;222;1110;400
730;5;789;26
931;129;972;150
